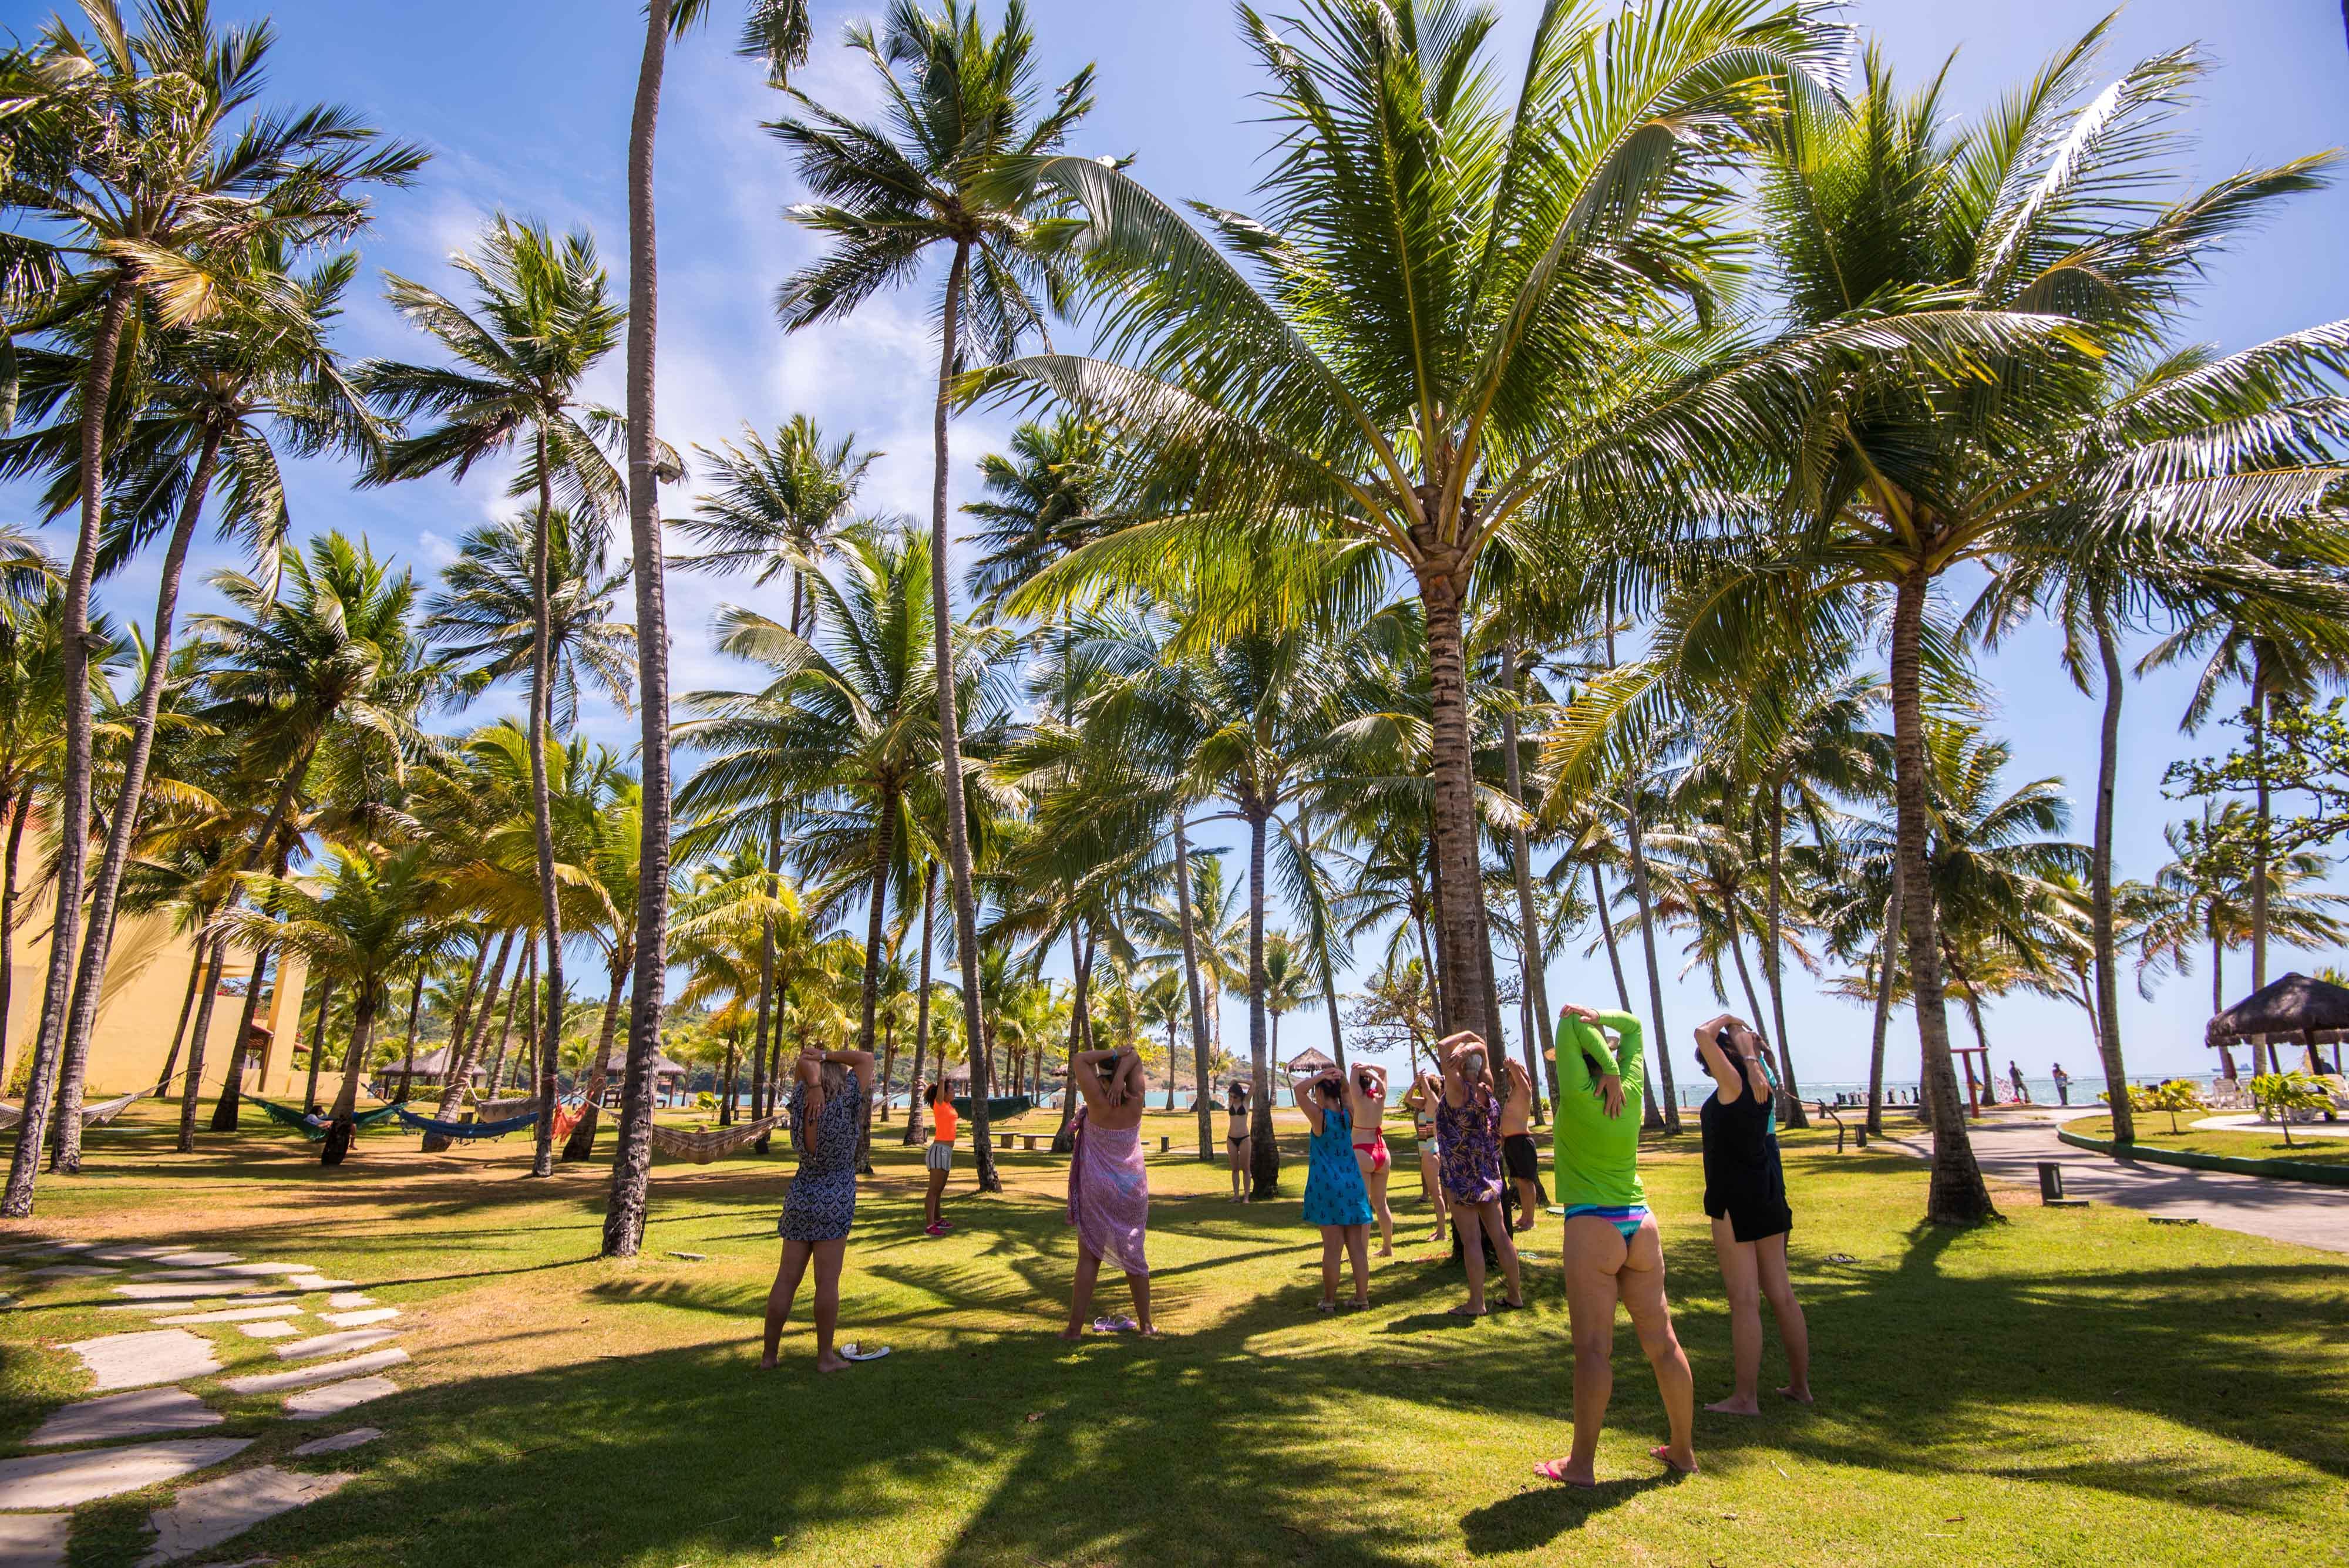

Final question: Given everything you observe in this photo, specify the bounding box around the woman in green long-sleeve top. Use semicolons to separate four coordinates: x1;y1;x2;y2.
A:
1535;1004;1697;1488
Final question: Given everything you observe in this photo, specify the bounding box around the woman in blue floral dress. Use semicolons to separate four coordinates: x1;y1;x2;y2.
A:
1295;1066;1375;1311
762;1045;877;1371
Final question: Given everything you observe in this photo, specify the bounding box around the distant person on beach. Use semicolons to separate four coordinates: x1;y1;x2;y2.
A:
1347;1063;1395;1257
1539;1004;1697;1486
921;1081;956;1236
1402;1074;1447;1247
1225;1081;1251;1203
2051;1063;2071;1105
1064;1048;1155;1337
2008;1061;2030;1105
1694;1014;1812;1416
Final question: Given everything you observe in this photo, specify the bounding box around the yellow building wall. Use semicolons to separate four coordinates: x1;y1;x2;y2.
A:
6;876;309;1101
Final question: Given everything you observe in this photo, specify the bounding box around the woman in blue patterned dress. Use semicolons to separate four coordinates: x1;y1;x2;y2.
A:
1295;1066;1375;1311
762;1044;876;1371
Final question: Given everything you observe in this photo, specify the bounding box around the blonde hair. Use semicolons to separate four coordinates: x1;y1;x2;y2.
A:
818;1059;849;1101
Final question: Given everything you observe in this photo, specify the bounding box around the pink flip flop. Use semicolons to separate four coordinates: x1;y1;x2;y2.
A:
1650;1445;1697;1476
1532;1459;1594;1489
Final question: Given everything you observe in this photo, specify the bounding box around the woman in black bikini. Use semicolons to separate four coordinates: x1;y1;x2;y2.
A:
1695;1014;1811;1414
1225;1081;1251;1202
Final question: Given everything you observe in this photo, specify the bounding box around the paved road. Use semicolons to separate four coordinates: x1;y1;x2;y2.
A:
1887;1110;2349;1256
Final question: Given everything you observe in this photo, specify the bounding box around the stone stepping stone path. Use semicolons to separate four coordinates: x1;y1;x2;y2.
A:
150;1305;302;1327
270;1330;397;1363
0;1512;72;1568
319;1308;397;1329
11;1243;412;1563
136;1465;353;1567
28;1389;222;1448
223;1348;407;1395
0;1439;250;1510
285;1377;398;1421
65;1331;220;1391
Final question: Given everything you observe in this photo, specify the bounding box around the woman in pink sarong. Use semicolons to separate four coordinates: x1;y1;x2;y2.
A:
1062;1047;1156;1338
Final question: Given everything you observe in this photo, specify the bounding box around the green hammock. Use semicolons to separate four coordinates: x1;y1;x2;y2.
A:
250;1098;402;1142
950;1094;1032;1122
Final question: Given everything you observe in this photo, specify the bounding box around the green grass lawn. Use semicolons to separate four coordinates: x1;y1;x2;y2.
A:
6;1101;2345;1567
2067;1113;2349;1169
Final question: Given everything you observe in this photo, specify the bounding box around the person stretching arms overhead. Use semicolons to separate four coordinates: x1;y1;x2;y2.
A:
1537;1003;1696;1485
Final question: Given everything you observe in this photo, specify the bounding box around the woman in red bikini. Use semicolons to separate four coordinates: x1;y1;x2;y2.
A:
1345;1063;1394;1256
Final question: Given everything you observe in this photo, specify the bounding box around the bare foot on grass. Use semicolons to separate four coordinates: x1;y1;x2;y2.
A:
1779;1384;1815;1405
1706;1395;1762;1416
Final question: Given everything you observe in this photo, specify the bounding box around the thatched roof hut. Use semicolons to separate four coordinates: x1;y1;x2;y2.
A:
1284;1047;1337;1079
2207;971;2349;1073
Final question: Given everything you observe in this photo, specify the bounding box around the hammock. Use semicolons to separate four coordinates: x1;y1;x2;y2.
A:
0;1091;159;1130
950;1095;1032;1121
476;1095;537;1121
647;1115;782;1165
250;1099;404;1142
551;1098;587;1140
393;1105;537;1140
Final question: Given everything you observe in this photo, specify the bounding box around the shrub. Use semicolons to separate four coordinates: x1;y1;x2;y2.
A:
2248;1071;2331;1148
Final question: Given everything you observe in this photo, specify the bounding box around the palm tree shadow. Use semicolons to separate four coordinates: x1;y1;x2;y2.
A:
1459;1473;1675;1553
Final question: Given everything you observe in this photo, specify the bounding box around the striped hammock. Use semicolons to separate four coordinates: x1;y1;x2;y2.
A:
647;1115;782;1165
251;1099;404;1142
0;1089;159;1131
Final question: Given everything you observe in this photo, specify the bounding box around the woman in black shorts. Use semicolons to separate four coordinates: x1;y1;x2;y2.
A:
1694;1015;1812;1414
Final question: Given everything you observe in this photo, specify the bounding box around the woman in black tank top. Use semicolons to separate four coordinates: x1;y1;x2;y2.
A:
1694;1015;1812;1416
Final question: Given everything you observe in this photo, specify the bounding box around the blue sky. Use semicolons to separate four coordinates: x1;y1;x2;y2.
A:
6;0;2345;1091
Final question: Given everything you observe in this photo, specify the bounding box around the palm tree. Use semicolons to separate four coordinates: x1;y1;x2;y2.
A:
1579;26;2349;1220
772;0;1095;1193
423;509;635;730
1260;931;1311;1069
216;844;457;1165
186;533;440;1134
9;245;387;1166
602;0;812;1258
979;1;1868;1054
674;415;874;634
0;0;420;1218
964;414;1120;615
361;214;627;1179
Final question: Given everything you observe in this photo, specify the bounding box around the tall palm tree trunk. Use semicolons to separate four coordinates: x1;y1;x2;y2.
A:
322;984;382;1165
433;937;492;1108
748;806;781;1146
1590;860;1660;1128
1890;571;1994;1224
563;954;628;1155
903;863;935;1145
855;793;896;1058
2089;598;2135;1143
2249;654;2271;1001
1173;812;1216;1159
395;967;425;1103
1622;795;1682;1132
487;946;532;1093
1415;566;1493;1045
2;279;134;1218
53;425;226;1172
153;931;211;1099
604;0;679;1259
1866;880;1902;1136
429;930;514;1152
2209;912;2237;1081
1246;809;1278;1196
210;824;301;1133
527;432;568;1179
1499;645;1549;1123
1764;789;1807;1128
302;977;336;1111
175;937;233;1151
0;787;30;1083
1164;1017;1180;1110
928;238;997;1193
1052;925;1092;1153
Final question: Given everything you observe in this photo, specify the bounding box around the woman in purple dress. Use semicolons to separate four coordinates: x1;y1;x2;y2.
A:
1063;1048;1156;1337
1435;1031;1525;1317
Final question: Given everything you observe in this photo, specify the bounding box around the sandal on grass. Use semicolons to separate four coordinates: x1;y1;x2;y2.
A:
1650;1445;1697;1476
839;1343;892;1362
1533;1459;1594;1489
